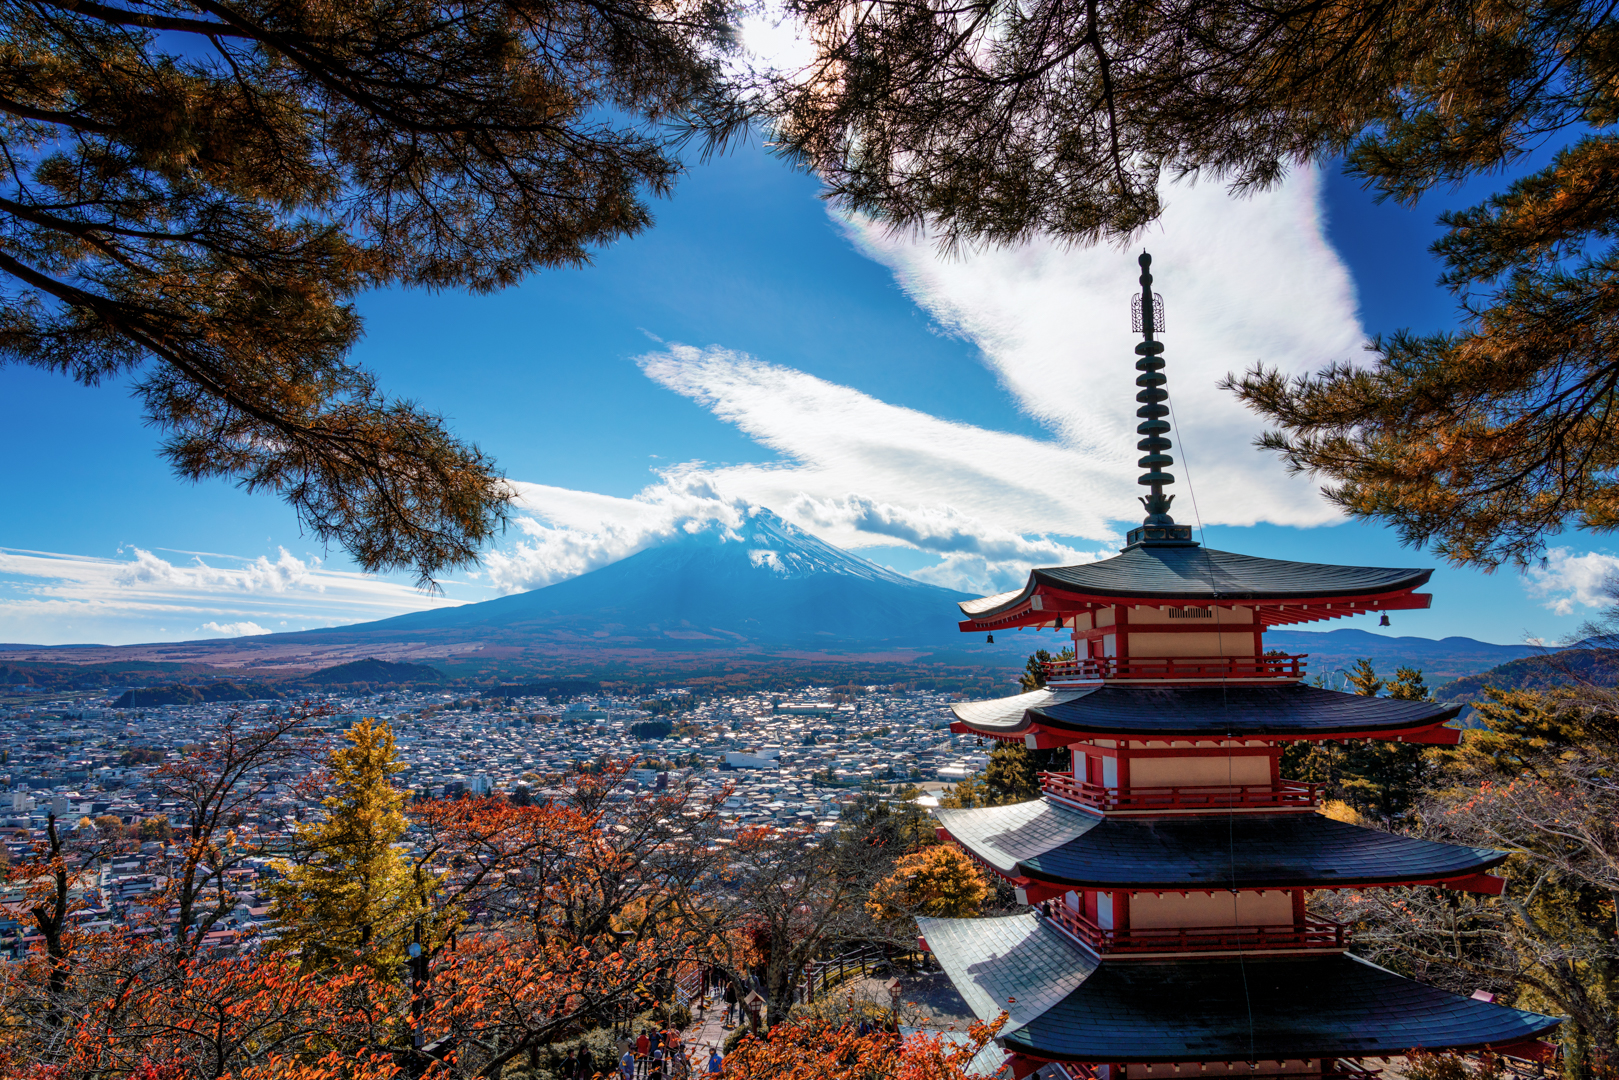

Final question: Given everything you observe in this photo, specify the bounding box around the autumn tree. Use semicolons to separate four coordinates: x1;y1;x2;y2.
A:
724;1012;1007;1080
690;817;909;1028
270;717;414;973
1318;686;1619;1076
149;705;323;953
2;0;746;584
868;845;990;922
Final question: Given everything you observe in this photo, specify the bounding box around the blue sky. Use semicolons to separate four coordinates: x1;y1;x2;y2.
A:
0;137;1610;648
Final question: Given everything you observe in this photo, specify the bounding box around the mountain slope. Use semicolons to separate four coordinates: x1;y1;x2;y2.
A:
1435;648;1619;700
1265;629;1540;685
321;509;976;649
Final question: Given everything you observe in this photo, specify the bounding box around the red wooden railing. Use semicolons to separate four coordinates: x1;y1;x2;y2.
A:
1039;771;1323;812
1046;903;1349;954
1043;654;1307;683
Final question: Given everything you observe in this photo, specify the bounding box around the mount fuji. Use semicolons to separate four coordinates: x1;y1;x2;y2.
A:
304;508;983;651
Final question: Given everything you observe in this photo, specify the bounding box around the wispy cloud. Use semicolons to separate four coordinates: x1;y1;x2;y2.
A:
0;546;477;646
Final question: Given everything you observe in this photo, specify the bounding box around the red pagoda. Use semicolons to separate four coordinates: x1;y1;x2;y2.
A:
917;253;1561;1080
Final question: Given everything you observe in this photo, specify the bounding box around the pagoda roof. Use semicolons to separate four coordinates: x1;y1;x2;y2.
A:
920;913;1560;1063
960;546;1431;619
935;798;1505;889
951;684;1461;742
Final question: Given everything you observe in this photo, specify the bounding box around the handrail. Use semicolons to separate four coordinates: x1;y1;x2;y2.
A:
1045;903;1349;954
1040;771;1323;811
1043;654;1307;683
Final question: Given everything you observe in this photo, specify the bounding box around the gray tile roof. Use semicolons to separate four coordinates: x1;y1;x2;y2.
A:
1001;953;1561;1062
950;684;1460;740
951;689;1096;734
939;799;1506;888
1030;684;1462;738
960;547;1431;618
917;913;1098;1029
935;799;1102;876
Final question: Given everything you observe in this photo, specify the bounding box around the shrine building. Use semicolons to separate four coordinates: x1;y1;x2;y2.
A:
917;253;1562;1080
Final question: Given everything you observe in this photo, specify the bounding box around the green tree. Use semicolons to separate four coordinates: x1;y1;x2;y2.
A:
138;815;170;842
937;775;987;809
1284;660;1436;822
269;718;414;972
1344;658;1385;697
1389;666;1431;701
1019;647;1075;692
981;742;1071;805
4;0;743;584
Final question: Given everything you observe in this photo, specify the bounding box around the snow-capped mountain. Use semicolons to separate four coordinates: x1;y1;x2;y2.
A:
325;508;978;649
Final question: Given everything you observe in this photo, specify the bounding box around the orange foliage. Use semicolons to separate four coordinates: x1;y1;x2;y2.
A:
723;1013;1008;1080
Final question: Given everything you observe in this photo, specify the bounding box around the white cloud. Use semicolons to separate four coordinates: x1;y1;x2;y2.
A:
0;546;479;646
198;621;271;637
499;170;1363;596
111;547;319;593
842;170;1362;529
1525;547;1619;616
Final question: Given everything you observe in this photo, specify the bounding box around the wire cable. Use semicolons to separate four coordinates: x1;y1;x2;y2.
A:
1168;383;1257;1067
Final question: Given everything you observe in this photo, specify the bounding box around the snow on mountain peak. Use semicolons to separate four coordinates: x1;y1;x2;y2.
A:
718;507;926;587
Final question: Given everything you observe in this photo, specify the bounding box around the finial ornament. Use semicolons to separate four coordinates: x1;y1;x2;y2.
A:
1126;252;1195;548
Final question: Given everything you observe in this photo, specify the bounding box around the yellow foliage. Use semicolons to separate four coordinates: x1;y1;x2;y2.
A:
1319;799;1364;826
867;845;990;921
269;718;416;973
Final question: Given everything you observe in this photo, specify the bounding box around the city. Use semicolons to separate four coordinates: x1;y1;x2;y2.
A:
0;682;993;953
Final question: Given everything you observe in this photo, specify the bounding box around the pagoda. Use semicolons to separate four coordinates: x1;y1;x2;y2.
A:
917;254;1561;1080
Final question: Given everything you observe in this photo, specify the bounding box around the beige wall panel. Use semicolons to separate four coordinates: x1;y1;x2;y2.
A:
1130;754;1271;788
1130;889;1293;929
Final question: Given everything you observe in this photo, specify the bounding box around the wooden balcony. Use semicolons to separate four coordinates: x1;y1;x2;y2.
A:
1043;654;1307;684
1040;771;1323;813
1045;902;1350;955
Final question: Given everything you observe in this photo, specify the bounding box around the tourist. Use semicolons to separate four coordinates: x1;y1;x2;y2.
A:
706;1047;723;1076
618;1049;635;1080
563;1049;578;1080
579;1046;596;1080
722;982;737;1027
635;1029;651;1078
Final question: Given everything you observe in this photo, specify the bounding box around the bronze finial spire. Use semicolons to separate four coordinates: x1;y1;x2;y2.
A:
1126;252;1196;548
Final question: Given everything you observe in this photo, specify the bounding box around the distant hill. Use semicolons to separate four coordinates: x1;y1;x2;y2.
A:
114;681;283;708
1436;648;1619;701
1265;629;1539;685
295;659;444;686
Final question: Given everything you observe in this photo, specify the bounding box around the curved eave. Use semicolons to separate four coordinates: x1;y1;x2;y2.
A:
955;548;1435;631
950;685;1464;743
958;589;1433;632
937;798;1508;891
997;952;1561;1063
949;688;1094;742
1029;685;1463;740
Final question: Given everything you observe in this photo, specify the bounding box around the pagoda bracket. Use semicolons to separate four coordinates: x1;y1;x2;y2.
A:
1016;882;1069;905
1446;873;1507;896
